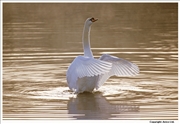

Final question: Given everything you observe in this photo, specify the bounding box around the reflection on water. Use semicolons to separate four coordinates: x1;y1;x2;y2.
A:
3;3;178;120
68;92;139;120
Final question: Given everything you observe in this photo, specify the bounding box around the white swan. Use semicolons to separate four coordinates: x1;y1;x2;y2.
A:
66;17;139;93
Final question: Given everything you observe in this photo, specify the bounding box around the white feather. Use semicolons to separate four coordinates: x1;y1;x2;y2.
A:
96;54;139;89
67;55;112;90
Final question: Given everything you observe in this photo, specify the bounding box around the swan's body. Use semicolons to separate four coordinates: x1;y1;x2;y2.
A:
67;17;139;93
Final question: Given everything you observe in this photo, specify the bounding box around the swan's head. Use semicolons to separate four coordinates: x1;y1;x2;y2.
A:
85;17;98;27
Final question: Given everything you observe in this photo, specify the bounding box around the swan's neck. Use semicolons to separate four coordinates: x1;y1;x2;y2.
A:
82;25;93;58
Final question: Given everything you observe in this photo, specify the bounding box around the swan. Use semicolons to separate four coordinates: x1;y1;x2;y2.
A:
66;17;139;93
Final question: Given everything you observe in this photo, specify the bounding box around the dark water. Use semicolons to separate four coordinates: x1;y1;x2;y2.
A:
3;3;178;120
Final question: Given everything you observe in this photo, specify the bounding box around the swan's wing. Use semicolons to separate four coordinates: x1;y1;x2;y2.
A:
100;54;139;76
96;54;139;89
67;55;112;90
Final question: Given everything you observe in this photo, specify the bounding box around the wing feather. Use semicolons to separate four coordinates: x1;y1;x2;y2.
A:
96;54;139;89
67;55;112;90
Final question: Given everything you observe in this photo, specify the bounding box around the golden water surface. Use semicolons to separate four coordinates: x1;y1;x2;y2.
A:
3;3;178;120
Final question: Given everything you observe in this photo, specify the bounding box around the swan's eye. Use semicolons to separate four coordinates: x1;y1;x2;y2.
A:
90;18;94;22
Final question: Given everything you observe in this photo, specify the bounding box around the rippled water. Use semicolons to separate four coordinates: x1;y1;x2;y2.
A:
3;3;178;120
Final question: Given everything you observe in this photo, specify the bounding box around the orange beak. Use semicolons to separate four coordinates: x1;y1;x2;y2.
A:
92;18;98;22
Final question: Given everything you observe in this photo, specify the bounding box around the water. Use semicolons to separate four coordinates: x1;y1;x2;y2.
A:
3;3;178;120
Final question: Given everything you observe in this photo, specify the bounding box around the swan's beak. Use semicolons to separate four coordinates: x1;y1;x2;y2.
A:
92;18;98;22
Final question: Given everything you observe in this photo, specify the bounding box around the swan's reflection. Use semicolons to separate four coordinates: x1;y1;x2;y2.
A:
68;92;139;120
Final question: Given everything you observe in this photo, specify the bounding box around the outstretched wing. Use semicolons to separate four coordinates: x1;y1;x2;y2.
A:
96;54;139;89
66;55;112;90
